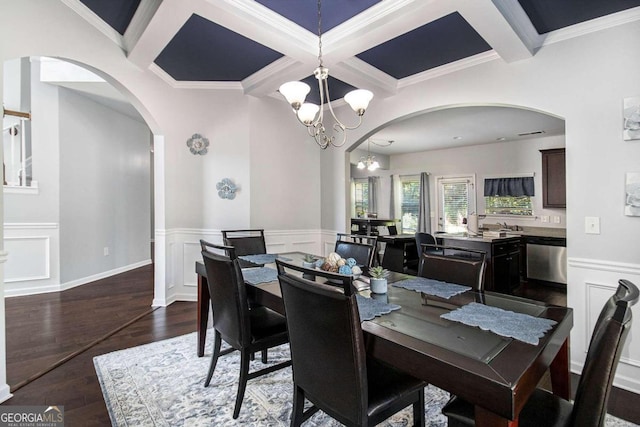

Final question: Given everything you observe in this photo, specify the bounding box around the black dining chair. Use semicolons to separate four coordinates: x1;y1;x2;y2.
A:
418;244;486;291
222;229;268;267
276;259;426;427
337;233;379;266
335;238;376;267
201;248;291;419
442;279;639;427
414;232;436;258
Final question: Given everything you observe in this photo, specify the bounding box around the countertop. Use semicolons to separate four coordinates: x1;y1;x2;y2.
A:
438;226;566;242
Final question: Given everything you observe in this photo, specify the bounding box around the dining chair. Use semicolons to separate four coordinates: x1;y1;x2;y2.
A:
337;233;379;266
221;229;267;255
201;249;291;419
275;259;426;427
335;237;377;267
418;244;486;291
442;279;639;427
414;232;436;258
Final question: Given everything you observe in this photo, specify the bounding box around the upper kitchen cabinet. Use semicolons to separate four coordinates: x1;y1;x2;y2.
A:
540;148;566;208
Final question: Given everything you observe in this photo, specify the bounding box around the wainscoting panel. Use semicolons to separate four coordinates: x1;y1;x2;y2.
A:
568;257;640;394
3;223;60;296
164;229;329;304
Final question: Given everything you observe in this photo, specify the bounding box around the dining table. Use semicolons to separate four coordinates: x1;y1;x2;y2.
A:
195;251;573;427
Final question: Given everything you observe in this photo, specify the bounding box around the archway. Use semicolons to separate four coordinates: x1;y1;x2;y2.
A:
3;56;165;392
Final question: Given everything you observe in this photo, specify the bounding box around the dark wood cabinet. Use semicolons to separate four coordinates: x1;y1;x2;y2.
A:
492;240;521;294
540;148;566;208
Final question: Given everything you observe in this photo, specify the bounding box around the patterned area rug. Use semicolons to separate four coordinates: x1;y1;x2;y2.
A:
94;332;637;426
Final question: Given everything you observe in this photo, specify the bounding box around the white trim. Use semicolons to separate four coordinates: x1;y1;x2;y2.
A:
149;63;243;90
0;384;12;404
398;51;500;89
123;0;162;53
568;257;640;275
3;185;39;195
4;222;58;230
571;361;640;395
0;251;9;264
540;6;640;48
60;0;124;49
59;259;152;291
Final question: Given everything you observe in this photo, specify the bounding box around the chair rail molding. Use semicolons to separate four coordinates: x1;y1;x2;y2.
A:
567;256;640;394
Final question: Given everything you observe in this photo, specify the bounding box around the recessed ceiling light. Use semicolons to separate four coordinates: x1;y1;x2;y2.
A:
453;136;463;140
496;137;506;141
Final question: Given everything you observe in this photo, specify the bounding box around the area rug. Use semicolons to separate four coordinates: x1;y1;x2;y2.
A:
94;332;637;426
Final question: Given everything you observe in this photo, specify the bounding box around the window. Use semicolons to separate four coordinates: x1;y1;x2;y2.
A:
400;175;420;233
352;178;369;217
485;196;533;216
483;176;534;216
437;176;475;233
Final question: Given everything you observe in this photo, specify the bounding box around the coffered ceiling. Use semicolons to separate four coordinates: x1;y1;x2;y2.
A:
64;0;640;152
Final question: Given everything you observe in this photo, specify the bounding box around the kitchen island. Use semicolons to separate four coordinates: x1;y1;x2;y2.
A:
436;233;522;294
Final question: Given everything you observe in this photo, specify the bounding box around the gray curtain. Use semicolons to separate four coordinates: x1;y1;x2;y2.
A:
368;176;378;215
418;172;431;233
484;177;534;196
389;175;395;219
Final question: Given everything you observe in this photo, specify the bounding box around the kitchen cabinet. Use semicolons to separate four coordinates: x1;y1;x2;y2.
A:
540;148;566;208
438;235;522;294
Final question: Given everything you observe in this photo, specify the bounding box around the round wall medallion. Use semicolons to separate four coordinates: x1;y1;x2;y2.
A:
216;178;237;200
186;133;209;155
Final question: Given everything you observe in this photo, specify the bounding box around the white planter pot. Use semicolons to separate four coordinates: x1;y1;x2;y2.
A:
302;261;316;280
370;278;388;294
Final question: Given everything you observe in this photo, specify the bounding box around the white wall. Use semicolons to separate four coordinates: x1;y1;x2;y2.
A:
58;87;151;284
0;0;638;403
321;21;640;392
351;134;566;230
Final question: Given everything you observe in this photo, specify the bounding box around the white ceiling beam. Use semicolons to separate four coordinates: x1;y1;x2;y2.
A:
453;0;534;62
126;0;192;69
123;0;163;54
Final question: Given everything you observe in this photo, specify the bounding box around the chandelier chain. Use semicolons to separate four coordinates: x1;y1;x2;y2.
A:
317;0;323;66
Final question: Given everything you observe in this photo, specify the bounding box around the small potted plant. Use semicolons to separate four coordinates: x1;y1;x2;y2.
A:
369;266;390;294
302;254;317;269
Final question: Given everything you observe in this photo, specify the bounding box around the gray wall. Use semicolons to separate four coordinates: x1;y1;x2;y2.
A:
58;88;151;283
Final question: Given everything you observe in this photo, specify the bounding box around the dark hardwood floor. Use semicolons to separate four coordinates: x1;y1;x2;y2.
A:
2;268;639;426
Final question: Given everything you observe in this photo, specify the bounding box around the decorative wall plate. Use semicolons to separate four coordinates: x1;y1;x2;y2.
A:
186;133;209;155
216;178;237;199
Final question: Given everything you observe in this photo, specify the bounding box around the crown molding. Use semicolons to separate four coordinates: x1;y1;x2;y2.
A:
60;0;124;49
149;63;243;90
398;51;500;88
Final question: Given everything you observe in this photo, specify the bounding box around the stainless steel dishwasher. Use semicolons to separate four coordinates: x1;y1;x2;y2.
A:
526;236;567;285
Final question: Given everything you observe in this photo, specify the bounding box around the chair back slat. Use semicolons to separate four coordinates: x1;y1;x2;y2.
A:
201;250;251;349
571;279;638;427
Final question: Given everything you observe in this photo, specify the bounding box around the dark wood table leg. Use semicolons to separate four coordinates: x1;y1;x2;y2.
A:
549;338;571;400
197;274;210;357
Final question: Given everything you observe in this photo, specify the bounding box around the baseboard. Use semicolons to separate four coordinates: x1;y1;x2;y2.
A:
60;259;153;292
0;383;12;403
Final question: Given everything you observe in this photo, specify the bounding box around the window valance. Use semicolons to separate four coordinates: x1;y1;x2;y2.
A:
484;177;534;197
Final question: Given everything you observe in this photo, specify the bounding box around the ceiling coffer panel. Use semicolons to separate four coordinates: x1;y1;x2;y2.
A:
79;0;141;35
154;14;284;82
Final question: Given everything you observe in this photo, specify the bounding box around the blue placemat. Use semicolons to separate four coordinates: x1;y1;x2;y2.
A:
241;267;278;285
356;295;401;322
440;302;557;345
392;277;471;299
238;254;291;265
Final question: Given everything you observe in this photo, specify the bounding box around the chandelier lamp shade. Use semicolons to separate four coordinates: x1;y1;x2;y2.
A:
357;139;393;171
278;0;374;150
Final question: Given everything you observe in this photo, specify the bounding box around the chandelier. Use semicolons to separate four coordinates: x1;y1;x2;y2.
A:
278;0;373;150
357;139;393;171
